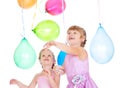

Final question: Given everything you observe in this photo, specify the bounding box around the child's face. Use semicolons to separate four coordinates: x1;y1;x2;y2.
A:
40;49;55;69
67;30;82;46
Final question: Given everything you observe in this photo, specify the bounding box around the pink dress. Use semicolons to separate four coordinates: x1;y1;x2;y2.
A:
64;54;98;88
37;76;52;88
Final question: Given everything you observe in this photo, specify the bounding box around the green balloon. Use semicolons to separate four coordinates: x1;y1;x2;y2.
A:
14;38;36;69
32;20;60;41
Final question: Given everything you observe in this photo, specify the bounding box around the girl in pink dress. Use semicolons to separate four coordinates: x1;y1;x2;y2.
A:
10;48;61;88
44;25;98;88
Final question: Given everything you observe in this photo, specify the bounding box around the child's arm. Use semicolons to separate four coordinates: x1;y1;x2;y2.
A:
48;74;60;88
45;69;60;88
10;74;38;88
27;74;38;88
10;79;28;88
44;41;87;59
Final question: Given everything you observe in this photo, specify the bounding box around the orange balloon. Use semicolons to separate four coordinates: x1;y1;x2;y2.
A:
17;0;37;9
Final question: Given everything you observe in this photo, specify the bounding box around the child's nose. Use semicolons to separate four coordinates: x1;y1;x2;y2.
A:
45;56;48;58
45;56;49;58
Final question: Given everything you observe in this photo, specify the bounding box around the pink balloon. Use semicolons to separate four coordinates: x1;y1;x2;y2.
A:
45;0;66;15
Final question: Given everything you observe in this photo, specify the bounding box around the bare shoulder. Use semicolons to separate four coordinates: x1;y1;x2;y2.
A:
34;72;42;80
78;47;88;60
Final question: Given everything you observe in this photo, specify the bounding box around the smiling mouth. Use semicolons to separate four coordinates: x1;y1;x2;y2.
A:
44;59;49;61
69;37;75;40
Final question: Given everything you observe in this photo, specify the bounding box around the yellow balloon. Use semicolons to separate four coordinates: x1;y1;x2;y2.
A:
17;0;37;9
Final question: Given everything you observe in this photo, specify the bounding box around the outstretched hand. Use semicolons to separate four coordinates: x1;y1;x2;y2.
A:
9;79;17;85
43;41;55;48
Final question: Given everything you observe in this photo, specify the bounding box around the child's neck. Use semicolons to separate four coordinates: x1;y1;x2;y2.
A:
70;43;80;47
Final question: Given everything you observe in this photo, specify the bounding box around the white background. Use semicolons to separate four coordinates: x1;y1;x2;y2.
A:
0;0;120;88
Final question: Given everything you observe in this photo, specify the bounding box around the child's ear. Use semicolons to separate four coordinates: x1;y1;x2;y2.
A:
82;39;85;42
81;37;85;41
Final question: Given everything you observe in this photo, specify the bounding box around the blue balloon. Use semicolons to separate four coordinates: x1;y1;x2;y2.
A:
57;51;66;66
90;23;114;64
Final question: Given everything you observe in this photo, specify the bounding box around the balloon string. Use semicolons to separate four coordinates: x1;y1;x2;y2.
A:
31;0;46;30
61;0;67;45
31;0;38;30
61;0;65;31
21;5;25;38
97;0;101;24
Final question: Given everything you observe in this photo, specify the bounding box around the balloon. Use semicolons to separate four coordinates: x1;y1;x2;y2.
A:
17;0;37;9
90;23;114;64
45;0;66;15
57;51;66;66
32;20;60;41
14;38;36;69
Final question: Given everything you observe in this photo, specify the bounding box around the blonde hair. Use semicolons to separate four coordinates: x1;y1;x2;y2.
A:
38;48;55;68
67;25;87;47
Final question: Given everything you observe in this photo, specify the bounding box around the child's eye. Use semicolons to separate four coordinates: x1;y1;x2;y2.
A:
67;32;70;35
48;55;51;57
73;32;77;34
68;32;72;35
42;55;45;57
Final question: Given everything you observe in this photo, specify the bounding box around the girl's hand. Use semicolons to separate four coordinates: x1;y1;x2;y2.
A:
9;79;17;85
53;65;65;76
43;41;55;48
43;66;52;76
10;79;28;88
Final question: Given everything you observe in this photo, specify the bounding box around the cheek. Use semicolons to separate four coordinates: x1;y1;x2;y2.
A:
66;38;70;43
66;35;69;39
66;38;69;41
50;60;55;64
50;60;54;64
40;60;44;64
